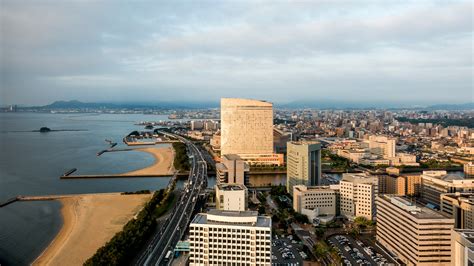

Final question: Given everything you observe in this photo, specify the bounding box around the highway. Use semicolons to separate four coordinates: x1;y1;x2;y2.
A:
136;131;207;266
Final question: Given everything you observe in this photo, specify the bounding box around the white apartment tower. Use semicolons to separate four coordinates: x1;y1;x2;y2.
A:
340;173;378;221
189;210;272;265
286;141;322;195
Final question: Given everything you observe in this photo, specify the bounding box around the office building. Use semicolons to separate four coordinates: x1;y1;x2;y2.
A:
465;162;474;178
189;210;272;265
340;173;378;221
215;184;248;211
286;141;322;195
215;154;249;185
220;98;283;166
441;193;474;229
451;229;474;266
377;194;454;266
368;135;396;158
421;171;474;207
292;185;339;224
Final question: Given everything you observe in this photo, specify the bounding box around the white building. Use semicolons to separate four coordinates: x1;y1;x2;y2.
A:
215;154;250;185
215;183;248;211
451;229;474;266
292;185;339;224
368;135;396;158
220;98;283;166
340;173;378;221
189;210;272;265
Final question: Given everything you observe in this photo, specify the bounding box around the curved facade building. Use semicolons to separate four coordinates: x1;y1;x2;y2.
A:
220;98;282;165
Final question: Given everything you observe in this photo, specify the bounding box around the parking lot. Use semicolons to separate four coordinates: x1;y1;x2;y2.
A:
328;235;393;266
271;236;307;266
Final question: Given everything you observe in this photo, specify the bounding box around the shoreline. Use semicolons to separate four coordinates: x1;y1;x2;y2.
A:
120;146;175;176
33;193;152;266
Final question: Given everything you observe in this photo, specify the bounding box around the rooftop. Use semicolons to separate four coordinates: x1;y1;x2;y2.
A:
191;209;271;228
221;98;272;108
223;154;243;161
381;194;453;220
217;183;247;191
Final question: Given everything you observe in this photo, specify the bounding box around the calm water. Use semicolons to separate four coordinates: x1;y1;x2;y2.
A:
0;113;178;265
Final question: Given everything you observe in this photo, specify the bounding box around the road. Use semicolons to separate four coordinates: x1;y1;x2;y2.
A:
135;131;208;266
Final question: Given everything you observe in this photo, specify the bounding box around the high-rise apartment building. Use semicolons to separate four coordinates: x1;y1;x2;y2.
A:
451;229;474;266
215;184;248;211
340;173;378;220
189;210;272;265
377;194;454;266
421;171;474;207
402;174;422;196
440;192;474;229
216;154;249;185
286;141;322;195
220;98;283;166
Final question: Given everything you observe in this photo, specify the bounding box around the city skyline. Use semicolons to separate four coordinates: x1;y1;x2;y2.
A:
1;1;472;105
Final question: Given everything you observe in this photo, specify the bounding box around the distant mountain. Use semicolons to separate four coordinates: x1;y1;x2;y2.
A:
41;100;219;109
425;102;474;110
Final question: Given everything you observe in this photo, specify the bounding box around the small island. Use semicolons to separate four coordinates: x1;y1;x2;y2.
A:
39;127;51;133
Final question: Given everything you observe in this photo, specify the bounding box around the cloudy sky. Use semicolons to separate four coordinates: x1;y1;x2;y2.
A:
1;0;472;106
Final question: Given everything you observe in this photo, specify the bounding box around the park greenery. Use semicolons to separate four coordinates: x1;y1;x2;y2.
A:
121;190;151;195
397;117;474;128
321;149;352;171
172;142;190;171
85;188;174;265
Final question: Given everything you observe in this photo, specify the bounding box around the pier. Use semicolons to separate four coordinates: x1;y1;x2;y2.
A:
60;172;189;179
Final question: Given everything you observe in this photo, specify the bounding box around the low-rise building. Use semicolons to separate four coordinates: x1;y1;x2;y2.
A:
376;194;454;266
216;154;249;185
215;183;248;211
440;192;474;229
189;210;272;265
421;171;474;207
465;162;474;178
292;185;339;224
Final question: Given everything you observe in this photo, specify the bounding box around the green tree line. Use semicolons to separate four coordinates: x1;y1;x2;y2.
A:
84;189;169;265
172;142;190;171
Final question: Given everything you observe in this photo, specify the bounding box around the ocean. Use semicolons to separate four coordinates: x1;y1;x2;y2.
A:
0;113;179;265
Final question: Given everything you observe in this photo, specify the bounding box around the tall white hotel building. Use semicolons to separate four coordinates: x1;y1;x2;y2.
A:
189;210;272;265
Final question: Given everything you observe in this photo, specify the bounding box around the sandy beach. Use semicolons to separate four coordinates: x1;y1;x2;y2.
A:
121;146;175;176
33;193;152;266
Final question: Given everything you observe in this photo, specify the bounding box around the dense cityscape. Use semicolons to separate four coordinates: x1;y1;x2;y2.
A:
1;1;473;266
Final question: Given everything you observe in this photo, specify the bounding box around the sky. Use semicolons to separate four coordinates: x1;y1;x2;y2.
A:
0;0;473;106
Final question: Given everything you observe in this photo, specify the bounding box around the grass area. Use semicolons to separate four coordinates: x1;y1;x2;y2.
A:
154;192;176;218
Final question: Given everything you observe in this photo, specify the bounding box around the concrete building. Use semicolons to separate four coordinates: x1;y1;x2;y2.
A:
376;194;455;266
220;98;282;166
451;229;474;266
340;173;378;221
216;154;249;185
421;171;474;207
441;193;474;229
286;141;322;195
378;175;406;195
215;184;248;211
189;210;272;265
292;185;339;224
368;135;396;158
402;174;422;196
465;162;474;178
273;128;292;154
